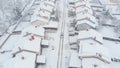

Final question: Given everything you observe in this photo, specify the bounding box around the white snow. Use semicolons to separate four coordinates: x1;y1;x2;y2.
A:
40;2;54;13
21;36;41;53
1;0;120;68
68;53;81;68
22;25;45;37
76;13;97;24
76;6;93;15
79;40;110;60
78;29;103;43
13;52;36;68
82;58;110;68
36;55;46;64
44;1;55;7
75;1;91;8
75;19;97;30
43;21;58;29
41;39;49;46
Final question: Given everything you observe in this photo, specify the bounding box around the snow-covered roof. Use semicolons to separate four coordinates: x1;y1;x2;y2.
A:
31;9;51;20
13;51;36;68
32;5;41;13
79;41;109;56
82;58;109;68
75;20;97;30
109;6;120;15
76;6;93;14
38;10;51;19
36;55;46;64
77;29;103;43
22;25;45;37
34;0;41;5
76;13;97;24
31;15;49;25
44;1;55;7
79;40;111;63
43;21;58;29
11;35;42;56
40;3;54;13
92;6;104;12
22;36;42;53
69;36;77;45
32;11;51;21
69;53;81;68
41;39;49;46
75;1;91;8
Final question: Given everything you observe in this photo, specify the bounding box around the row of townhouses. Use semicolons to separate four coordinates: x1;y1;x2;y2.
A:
68;0;111;68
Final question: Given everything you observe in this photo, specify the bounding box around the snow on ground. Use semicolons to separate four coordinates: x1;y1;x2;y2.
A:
103;40;120;68
1;0;120;68
98;25;120;68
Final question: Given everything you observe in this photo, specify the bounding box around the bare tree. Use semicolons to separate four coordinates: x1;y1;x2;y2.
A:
0;0;31;35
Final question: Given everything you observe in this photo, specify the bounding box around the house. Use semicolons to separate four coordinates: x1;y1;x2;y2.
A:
36;55;46;64
78;41;111;64
31;9;51;23
38;10;51;20
44;1;55;8
10;34;42;68
69;53;81;68
75;0;86;8
12;51;37;68
68;27;76;36
90;0;104;16
34;0;41;5
31;1;55;26
91;4;104;17
82;58;110;68
69;36;77;45
12;35;42;55
90;0;104;12
40;2;54;13
91;4;104;12
77;29;103;44
9;25;45;68
10;33;43;68
22;25;45;38
31;15;49;26
75;1;91;8
76;13;98;24
76;6;93;14
75;0;93;14
75;19;98;30
32;4;41;13
43;21;58;30
41;39;49;48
